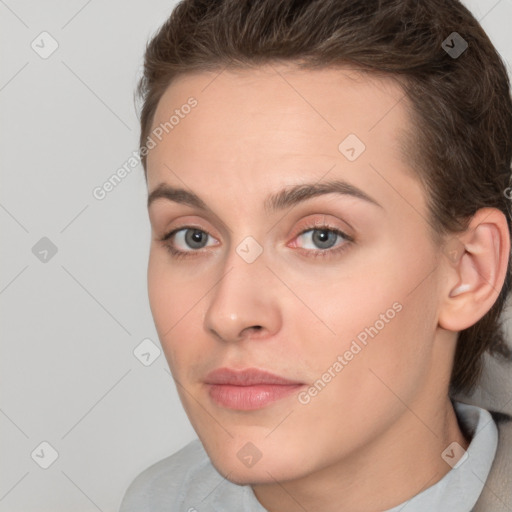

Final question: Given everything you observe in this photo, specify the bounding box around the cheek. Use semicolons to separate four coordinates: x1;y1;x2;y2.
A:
147;254;174;331
290;300;434;460
147;252;205;369
301;245;437;396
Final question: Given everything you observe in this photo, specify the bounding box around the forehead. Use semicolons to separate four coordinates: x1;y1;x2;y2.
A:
147;64;410;170
146;64;424;221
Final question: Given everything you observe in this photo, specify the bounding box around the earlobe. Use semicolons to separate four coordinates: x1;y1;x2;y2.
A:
439;208;510;332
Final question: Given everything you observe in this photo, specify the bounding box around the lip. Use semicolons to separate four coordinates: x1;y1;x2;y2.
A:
204;368;305;410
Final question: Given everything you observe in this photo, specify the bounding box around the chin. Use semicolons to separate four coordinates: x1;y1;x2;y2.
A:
211;459;298;486
204;441;310;486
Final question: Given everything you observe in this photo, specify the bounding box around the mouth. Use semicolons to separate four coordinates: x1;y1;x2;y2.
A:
204;367;305;410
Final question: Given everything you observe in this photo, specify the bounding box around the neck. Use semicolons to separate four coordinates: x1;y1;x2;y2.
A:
252;396;469;512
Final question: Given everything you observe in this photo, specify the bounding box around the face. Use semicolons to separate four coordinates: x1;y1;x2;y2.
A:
146;64;450;485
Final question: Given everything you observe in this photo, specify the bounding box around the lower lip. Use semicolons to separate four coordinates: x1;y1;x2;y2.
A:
207;383;304;410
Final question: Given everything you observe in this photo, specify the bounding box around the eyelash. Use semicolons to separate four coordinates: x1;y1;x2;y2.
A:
159;222;354;261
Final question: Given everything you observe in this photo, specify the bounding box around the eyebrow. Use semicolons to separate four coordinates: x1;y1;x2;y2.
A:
147;179;383;213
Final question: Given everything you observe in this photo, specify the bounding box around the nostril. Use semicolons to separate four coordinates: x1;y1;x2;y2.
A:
242;325;263;337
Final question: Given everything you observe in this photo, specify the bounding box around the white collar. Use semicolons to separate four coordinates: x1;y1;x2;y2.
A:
384;401;498;512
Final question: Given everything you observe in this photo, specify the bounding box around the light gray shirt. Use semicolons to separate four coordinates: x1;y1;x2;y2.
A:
119;401;497;512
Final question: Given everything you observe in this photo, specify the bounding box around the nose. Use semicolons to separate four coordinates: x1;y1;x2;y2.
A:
203;247;282;343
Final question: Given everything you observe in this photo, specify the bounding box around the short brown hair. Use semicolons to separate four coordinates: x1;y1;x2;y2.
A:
137;0;512;395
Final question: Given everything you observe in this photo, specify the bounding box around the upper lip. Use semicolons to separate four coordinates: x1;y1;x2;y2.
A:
204;368;303;386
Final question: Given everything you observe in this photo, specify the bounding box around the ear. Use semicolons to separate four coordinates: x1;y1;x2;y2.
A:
438;208;510;332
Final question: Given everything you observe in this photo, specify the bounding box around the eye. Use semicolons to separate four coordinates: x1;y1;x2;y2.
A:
291;225;353;258
159;223;353;260
160;227;218;258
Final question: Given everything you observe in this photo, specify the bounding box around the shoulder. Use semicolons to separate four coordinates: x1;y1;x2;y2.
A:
119;439;220;512
473;411;512;511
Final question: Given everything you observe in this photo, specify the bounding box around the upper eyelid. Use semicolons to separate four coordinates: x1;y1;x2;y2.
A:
293;225;353;245
149;193;363;235
166;222;346;235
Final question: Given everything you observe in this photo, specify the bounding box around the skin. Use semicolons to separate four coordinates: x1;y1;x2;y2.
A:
145;64;509;512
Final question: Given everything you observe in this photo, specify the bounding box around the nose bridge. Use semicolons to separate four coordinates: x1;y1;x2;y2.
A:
203;238;281;342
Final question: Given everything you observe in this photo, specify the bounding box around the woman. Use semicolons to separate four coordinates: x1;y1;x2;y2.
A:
120;0;512;510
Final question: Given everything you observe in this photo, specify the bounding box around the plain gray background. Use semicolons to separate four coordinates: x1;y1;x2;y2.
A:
1;1;512;510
